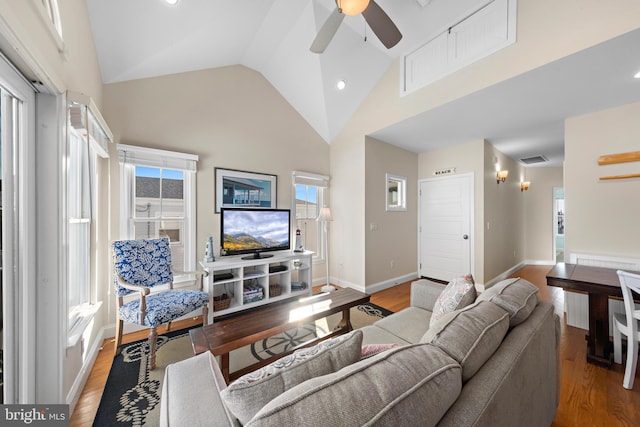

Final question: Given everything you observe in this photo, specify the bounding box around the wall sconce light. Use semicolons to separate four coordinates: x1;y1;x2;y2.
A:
496;170;509;184
520;181;531;192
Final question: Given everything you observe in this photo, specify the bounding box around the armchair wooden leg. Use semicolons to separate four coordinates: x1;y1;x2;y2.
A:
114;319;124;357
202;305;209;326
149;327;158;370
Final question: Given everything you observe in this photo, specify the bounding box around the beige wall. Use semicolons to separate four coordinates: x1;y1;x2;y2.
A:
364;138;418;289
330;126;367;287
331;0;640;286
524;167;564;262
564;101;640;259
483;143;526;282
102;65;330;323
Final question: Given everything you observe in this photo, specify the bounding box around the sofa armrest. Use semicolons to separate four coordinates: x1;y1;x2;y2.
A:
410;279;445;311
160;351;239;427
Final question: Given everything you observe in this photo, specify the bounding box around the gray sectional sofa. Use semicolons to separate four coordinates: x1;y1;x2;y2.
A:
160;277;561;426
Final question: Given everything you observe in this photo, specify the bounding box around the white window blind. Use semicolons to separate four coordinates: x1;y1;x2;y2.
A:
117;143;198;171
292;171;329;188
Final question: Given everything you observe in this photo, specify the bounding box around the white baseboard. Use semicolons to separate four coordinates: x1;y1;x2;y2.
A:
525;259;557;266
484;261;528;289
66;325;108;414
365;272;419;294
330;272;419;294
330;277;364;292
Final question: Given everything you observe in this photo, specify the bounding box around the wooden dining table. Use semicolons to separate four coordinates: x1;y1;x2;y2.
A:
546;263;640;367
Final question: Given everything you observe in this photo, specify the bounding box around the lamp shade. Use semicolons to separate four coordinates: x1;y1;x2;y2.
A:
317;207;333;222
339;0;370;16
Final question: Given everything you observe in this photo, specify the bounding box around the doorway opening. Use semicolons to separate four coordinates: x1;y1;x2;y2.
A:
553;187;565;263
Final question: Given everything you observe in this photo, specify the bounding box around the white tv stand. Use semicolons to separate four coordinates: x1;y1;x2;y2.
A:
200;250;313;321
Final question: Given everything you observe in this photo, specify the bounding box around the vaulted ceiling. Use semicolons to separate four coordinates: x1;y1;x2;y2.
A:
88;0;471;142
86;0;640;168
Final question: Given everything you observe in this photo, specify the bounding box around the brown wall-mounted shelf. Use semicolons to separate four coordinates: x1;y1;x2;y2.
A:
599;173;640;181
598;151;640;165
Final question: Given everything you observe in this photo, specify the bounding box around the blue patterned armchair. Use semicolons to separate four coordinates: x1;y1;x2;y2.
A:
112;237;209;369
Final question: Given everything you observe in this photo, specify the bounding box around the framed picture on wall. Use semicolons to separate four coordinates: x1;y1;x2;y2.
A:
215;167;277;213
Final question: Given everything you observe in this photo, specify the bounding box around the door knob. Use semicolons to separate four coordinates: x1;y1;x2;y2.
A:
463;234;469;240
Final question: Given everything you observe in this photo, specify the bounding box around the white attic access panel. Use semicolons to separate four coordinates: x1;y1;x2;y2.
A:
402;0;517;95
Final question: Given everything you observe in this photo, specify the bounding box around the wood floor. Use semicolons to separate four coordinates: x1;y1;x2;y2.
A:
70;265;640;426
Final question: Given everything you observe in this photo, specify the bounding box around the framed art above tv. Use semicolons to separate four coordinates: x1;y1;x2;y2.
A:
215;167;277;213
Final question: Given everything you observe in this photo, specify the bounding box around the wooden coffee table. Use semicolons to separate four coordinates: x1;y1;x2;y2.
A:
189;287;370;383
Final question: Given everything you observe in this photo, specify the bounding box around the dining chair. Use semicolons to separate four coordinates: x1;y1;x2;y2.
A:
112;237;209;369
613;270;640;389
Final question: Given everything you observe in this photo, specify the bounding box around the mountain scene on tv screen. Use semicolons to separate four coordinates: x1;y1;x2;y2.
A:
224;234;287;251
224;233;284;250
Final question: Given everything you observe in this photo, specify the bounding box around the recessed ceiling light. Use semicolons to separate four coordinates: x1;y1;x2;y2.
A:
634;71;640;79
336;80;346;90
165;0;178;5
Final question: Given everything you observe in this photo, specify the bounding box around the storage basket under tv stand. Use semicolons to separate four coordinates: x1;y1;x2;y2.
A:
200;250;313;322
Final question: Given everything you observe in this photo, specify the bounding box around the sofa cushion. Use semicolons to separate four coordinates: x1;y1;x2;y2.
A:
374;306;432;343
430;274;477;326
477;277;539;327
359;324;413;346
220;329;363;425
421;300;509;382
246;344;462;427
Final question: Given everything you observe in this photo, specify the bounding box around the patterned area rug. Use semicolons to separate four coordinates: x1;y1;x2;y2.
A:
92;302;392;426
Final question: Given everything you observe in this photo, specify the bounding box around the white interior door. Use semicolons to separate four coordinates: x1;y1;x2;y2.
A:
419;173;473;281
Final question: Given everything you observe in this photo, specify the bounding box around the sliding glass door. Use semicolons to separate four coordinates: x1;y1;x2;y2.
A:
1;54;36;404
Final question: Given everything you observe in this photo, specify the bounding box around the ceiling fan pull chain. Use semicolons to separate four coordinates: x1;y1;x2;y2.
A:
364;21;368;42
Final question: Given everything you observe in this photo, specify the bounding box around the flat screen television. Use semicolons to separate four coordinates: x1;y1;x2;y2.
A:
220;208;291;259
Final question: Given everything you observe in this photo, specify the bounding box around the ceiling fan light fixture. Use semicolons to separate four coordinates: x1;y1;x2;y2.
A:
339;0;370;16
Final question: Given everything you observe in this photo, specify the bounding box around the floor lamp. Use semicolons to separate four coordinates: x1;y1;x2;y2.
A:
317;207;335;293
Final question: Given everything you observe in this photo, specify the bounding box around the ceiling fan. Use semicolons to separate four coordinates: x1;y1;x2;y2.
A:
310;0;402;54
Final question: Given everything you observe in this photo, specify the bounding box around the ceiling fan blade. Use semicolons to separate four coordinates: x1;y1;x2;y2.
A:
310;8;345;54
362;0;402;49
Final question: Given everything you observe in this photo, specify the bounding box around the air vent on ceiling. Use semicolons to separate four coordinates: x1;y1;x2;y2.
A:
520;155;548;165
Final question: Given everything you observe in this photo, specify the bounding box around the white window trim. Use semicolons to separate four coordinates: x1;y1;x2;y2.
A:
292;171;329;264
66;96;112;343
29;0;65;53
117;144;198;273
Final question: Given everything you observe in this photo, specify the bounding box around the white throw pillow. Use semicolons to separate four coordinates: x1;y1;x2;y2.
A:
430;274;477;327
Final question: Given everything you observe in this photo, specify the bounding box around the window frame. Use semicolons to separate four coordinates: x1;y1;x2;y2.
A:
66;97;111;342
117;144;198;278
292;171;329;263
